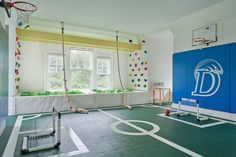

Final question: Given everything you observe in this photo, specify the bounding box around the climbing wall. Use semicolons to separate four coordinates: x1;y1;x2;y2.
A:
128;41;148;90
15;37;21;94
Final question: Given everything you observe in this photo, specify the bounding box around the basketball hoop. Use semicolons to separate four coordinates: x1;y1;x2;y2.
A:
4;1;37;28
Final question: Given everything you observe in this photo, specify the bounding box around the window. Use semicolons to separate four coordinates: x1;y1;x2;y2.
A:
69;49;93;89
46;48;114;91
47;55;64;91
96;57;111;89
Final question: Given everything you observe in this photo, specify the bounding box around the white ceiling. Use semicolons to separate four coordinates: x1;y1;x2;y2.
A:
27;0;225;35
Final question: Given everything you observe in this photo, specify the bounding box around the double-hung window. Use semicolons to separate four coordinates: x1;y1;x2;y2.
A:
47;54;64;91
96;57;111;89
46;48;113;91
69;49;93;89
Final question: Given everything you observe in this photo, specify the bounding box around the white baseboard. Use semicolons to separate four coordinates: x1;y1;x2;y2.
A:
172;103;236;122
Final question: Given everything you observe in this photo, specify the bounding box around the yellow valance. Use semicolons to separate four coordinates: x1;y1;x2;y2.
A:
16;29;141;52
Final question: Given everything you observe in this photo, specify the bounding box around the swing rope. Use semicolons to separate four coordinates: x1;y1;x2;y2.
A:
61;22;72;111
116;31;131;109
61;22;88;113
61;22;72;110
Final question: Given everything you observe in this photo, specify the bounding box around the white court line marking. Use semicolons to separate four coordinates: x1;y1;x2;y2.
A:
158;113;226;128
20;126;89;157
23;114;42;121
98;109;203;157
158;113;204;128
142;104;236;126
3;116;23;157
141;104;174;110
47;127;89;157
168;112;226;128
19;126;64;135
0;120;6;136
111;120;160;136
200;121;226;128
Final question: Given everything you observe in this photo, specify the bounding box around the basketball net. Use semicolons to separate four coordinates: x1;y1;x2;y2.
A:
15;3;35;28
4;1;38;29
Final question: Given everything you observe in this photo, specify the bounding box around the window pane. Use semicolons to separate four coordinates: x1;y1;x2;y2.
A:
71;70;91;89
70;50;92;70
49;65;56;73
97;58;111;75
49;56;56;65
47;55;64;91
97;75;109;89
48;72;64;91
57;58;63;65
57;65;63;72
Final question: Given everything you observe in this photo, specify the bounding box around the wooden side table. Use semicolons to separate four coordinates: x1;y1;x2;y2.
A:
153;87;171;104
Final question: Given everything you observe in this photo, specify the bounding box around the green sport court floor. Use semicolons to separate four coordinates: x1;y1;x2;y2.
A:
1;104;236;157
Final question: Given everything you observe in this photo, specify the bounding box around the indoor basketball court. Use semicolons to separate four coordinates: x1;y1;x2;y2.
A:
0;0;236;157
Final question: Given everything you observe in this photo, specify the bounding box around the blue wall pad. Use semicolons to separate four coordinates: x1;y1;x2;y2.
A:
173;43;233;113
230;43;236;113
0;24;9;116
187;49;206;107
173;52;188;103
204;45;230;112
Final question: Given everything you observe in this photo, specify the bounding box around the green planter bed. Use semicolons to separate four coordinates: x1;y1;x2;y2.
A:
20;91;82;96
92;88;133;94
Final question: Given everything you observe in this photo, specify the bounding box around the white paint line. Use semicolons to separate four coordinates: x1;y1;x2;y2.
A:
23;114;42;121
19;126;64;135
158;113;226;128
170;112;208;120
67;127;89;152
3;116;23;157
201;121;226;128
47;150;85;157
141;104;175;111
21;112;53;117
98;109;203;157
142;104;235;127
158;113;204;128
172;103;236;125
0;120;6;136
111;120;160;136
19;127;89;157
170;112;227;128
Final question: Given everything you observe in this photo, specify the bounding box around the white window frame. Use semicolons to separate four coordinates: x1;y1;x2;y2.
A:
95;53;113;90
68;49;94;90
44;48;114;91
45;53;65;91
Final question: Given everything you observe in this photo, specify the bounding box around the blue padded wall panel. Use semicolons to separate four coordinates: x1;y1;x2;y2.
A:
187;49;206;107
173;52;188;103
0;24;9;116
203;45;230;112
230;43;236;113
